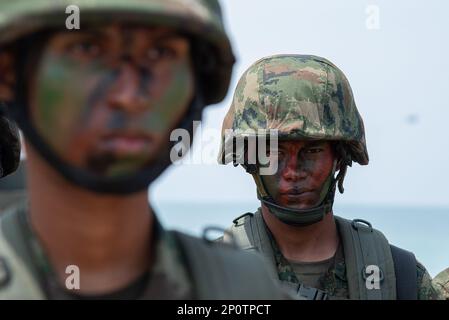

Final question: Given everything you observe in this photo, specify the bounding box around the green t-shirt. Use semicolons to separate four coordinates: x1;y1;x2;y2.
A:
287;247;338;289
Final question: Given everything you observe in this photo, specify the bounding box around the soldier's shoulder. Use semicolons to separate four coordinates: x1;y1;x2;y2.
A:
171;230;291;299
432;268;449;300
416;260;443;300
0;207;44;299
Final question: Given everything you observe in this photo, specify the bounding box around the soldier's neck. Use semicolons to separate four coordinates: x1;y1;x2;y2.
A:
261;205;339;263
25;151;153;296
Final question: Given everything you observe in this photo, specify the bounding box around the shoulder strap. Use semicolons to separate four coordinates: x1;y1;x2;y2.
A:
0;210;45;299
225;212;329;300
224;210;277;270
171;230;287;300
335;216;397;300
390;245;417;300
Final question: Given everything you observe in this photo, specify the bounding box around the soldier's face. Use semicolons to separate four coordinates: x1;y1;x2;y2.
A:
261;140;335;209
27;25;194;177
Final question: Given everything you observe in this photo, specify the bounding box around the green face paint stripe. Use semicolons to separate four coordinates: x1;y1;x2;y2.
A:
35;54;84;149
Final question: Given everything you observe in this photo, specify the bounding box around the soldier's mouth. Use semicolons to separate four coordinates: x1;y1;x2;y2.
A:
279;189;315;202
97;132;155;156
280;188;314;196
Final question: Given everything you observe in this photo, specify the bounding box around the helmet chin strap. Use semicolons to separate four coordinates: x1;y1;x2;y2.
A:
250;160;338;227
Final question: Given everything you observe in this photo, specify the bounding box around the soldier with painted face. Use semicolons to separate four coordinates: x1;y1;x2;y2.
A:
0;0;289;299
433;268;449;300
219;54;441;300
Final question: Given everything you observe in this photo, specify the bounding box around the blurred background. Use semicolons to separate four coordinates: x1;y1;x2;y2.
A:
149;0;449;276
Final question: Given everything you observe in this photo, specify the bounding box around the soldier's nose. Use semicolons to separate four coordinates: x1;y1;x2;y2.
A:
282;156;304;181
107;64;149;113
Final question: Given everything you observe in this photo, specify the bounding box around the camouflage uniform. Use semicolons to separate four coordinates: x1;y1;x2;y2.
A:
433;268;449;300
270;224;439;300
0;204;193;299
219;54;441;300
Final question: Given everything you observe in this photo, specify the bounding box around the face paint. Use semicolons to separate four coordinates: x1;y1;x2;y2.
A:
29;27;194;178
32;53;106;154
260;140;335;210
134;59;194;133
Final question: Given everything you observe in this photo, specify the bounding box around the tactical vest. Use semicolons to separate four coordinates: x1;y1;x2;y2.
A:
224;210;418;300
0;208;289;300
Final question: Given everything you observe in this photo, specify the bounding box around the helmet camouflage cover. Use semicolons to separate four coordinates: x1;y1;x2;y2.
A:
219;54;368;166
0;0;235;105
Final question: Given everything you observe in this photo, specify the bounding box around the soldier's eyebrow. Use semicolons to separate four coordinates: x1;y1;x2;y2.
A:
58;29;106;40
305;141;327;147
150;31;186;43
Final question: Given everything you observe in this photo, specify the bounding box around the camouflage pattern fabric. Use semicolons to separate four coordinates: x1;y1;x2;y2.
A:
129;225;194;299
0;0;235;105
219;54;368;166
267;222;441;300
433;268;449;300
1;204;193;299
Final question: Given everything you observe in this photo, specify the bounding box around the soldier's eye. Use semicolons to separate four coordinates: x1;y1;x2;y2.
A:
66;40;102;59
146;46;178;62
306;148;323;154
267;149;284;157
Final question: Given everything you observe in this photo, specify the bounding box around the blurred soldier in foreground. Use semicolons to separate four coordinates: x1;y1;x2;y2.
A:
0;0;288;299
218;54;441;300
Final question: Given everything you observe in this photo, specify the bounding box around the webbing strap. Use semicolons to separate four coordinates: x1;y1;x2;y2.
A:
335;217;396;300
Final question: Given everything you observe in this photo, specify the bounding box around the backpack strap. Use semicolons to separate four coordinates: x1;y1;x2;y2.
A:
390;245;417;300
335;216;397;300
224;210;277;270
171;230;287;300
226;212;415;300
0;209;45;299
223;211;328;300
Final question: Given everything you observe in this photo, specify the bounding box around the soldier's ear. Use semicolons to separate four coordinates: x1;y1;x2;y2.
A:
0;48;17;103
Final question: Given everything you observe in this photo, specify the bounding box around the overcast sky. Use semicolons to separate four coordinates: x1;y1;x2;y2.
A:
150;0;449;208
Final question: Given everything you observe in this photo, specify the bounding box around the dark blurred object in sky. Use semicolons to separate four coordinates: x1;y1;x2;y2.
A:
405;114;420;125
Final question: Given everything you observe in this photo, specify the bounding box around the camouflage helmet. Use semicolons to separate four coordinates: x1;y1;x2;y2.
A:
0;0;235;105
0;110;20;178
218;54;368;166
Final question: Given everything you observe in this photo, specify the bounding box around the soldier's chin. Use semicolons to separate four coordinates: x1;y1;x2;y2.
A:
282;200;319;211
